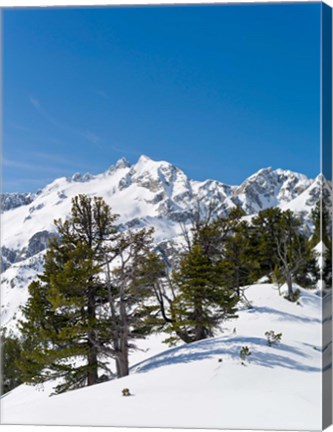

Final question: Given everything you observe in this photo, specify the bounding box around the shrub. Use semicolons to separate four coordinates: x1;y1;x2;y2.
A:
265;330;282;347
122;388;131;397
240;346;252;361
284;288;301;303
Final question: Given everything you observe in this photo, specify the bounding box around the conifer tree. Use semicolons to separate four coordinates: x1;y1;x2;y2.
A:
1;329;24;393
274;210;316;298
19;195;118;393
104;228;164;377
219;220;258;297
310;201;330;248
169;244;238;343
251;208;284;279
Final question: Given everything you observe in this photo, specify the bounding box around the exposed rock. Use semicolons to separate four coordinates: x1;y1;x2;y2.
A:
0;193;35;212
23;230;58;259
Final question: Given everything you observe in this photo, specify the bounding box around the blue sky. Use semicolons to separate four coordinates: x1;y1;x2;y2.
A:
3;3;321;193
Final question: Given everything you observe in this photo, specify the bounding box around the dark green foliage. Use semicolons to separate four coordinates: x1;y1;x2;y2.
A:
18;195;163;393
218;220;259;296
167;243;238;343
310;201;330;248
323;240;332;289
19;195;119;393
252;208;318;294
251;208;285;278
1;329;24;394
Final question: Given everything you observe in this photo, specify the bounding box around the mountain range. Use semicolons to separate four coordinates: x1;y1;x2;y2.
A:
1;155;331;331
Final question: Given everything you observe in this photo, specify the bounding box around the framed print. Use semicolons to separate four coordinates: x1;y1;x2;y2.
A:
1;1;332;430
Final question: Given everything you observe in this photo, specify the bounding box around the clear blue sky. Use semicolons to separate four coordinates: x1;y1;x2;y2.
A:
3;3;321;193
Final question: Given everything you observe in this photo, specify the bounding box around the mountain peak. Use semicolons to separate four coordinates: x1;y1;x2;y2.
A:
137;154;153;164
115;157;131;169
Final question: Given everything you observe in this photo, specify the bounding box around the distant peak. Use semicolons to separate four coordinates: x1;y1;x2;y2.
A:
106;157;131;174
256;167;273;175
115;157;131;169
137;154;152;164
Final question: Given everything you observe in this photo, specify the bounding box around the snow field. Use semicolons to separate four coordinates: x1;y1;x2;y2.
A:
1;283;323;430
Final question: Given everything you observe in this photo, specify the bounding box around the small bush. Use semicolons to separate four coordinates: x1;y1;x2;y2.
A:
265;330;282;347
240;346;251;361
284;288;301;303
122;388;131;397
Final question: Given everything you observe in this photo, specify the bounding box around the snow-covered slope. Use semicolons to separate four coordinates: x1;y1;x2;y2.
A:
1;156;329;332
234;167;312;214
1;283;323;430
0;156;322;253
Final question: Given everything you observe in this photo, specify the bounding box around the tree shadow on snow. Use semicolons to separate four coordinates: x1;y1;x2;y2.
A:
131;335;320;375
247;306;321;325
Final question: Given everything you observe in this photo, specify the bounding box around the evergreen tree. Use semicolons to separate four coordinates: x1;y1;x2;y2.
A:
219;221;258;297
251;208;284;279
251;208;318;291
19;195;118;393
169;244;238;343
104;228;163;377
1;329;24;393
274;210;316;298
323;240;332;289
310;201;330;248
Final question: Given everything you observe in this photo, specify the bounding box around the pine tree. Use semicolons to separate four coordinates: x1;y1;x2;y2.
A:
219;221;258;297
19;195;118;393
310;201;330;248
274;210;316;298
323;239;332;289
251;208;284;279
104;228;163;377
1;329;24;393
169;244;238;343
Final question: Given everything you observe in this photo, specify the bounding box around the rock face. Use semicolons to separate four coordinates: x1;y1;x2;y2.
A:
0;193;35;212
233;168;312;214
24;230;58;259
1;247;17;272
1;154;330;331
1;156;328;253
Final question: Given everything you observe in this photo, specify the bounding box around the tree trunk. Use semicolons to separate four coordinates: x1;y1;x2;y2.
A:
236;267;240;297
118;284;129;377
116;350;129;377
194;303;206;341
87;340;98;386
286;272;293;298
87;284;98;386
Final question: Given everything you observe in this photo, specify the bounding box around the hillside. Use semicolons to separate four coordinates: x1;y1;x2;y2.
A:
1;283;323;430
1;155;330;333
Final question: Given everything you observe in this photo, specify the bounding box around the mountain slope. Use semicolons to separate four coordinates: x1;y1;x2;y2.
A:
1;283;323;430
1;156;328;331
0;156;322;254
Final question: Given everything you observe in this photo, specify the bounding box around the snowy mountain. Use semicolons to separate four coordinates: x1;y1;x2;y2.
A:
0;192;35;212
0;155;330;332
1;283;325;430
234;167;312;214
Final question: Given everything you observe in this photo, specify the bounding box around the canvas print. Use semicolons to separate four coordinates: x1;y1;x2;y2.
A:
0;2;332;430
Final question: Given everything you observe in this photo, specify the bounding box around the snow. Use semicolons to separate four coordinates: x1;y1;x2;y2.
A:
1;157;321;253
1;283;324;430
1;156;329;429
